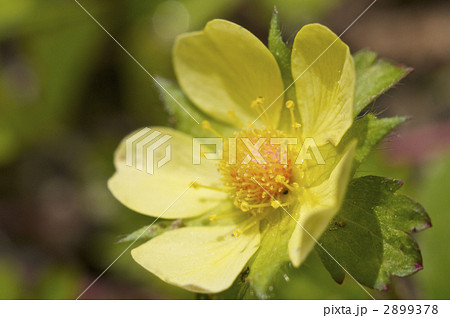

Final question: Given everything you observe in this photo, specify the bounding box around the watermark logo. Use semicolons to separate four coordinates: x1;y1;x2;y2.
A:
192;137;325;165
126;128;172;175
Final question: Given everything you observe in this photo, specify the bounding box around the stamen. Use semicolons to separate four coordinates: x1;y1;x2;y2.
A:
240;201;250;212
233;219;258;237
202;120;223;138
251;97;272;128
209;211;243;222
275;174;300;193
235;200;272;211
219;127;293;212
285;100;301;134
271;200;281;208
233;210;270;237
285;183;299;192
192;181;226;192
275;175;286;183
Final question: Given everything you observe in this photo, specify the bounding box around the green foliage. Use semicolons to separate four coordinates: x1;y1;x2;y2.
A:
340;114;407;170
317;176;431;290
415;156;450;299
268;9;293;88
247;207;299;299
353;49;412;116
272;253;369;299
268;9;298;131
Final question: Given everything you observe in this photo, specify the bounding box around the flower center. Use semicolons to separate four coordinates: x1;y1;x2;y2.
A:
196;99;303;236
218;127;295;213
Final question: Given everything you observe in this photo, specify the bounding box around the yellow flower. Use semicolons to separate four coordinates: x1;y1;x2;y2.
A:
108;20;357;294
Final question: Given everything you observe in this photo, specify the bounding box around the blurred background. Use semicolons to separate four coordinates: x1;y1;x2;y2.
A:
0;0;449;299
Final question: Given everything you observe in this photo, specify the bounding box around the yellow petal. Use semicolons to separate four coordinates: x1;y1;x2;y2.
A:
292;24;355;146
108;127;227;219
174;19;284;128
288;141;356;267
297;142;344;189
131;225;260;293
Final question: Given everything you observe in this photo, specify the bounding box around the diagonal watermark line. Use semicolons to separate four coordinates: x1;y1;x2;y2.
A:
251;177;376;300
73;0;199;125
76;177;199;300
252;0;377;126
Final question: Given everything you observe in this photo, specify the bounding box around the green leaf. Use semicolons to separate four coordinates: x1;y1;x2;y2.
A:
317;176;431;290
268;8;292;88
415;156;450;299
340;114;407;170
246;206;299;299
353;49;412;116
268;8;297;131
156;77;234;137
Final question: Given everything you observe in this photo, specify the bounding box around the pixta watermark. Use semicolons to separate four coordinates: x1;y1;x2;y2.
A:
126;128;172;175
192;137;325;165
125;129;325;175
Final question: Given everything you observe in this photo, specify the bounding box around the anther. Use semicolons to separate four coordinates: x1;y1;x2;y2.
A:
285;100;294;109
233;229;243;237
251;97;271;127
285;100;301;134
240;201;250;212
202;120;222;137
190;180;198;188
201;120;211;130
232;209;271;237
275;175;286;183
271;200;281;208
